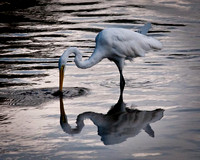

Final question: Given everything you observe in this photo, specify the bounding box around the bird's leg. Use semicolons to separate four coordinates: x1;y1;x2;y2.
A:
119;69;125;95
113;59;125;96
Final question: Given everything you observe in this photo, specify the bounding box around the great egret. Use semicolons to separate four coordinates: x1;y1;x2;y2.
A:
58;23;162;94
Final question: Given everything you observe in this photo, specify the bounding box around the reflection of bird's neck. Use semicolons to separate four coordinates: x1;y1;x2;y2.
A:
60;96;84;134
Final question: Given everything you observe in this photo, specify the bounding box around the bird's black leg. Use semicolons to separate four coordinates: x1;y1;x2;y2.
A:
113;59;125;96
119;69;125;95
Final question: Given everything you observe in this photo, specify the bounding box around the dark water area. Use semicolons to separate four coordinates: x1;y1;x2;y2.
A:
0;87;89;106
0;0;200;160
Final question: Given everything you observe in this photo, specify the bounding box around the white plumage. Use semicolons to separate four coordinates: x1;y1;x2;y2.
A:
95;28;162;58
58;23;162;94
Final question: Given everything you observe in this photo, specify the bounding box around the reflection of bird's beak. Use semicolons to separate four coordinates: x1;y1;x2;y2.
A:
59;66;64;92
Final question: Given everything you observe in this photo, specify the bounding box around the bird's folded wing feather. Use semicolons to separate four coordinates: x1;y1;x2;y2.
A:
111;29;162;58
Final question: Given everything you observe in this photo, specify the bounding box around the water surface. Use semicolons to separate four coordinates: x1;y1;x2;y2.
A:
0;0;200;159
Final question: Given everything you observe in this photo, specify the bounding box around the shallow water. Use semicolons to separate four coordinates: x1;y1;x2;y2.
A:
0;0;200;159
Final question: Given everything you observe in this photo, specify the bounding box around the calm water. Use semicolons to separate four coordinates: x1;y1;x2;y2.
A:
0;0;200;159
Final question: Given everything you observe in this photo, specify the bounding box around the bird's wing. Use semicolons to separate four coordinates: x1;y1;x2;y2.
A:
110;29;162;58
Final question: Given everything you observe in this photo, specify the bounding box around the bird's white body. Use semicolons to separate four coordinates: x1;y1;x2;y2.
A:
59;28;162;70
95;28;162;59
58;24;162;93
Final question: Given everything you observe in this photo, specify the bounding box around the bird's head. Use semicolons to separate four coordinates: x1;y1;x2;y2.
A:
58;53;68;92
58;47;79;92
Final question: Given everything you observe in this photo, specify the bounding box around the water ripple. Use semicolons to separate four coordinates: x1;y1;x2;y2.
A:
0;87;89;106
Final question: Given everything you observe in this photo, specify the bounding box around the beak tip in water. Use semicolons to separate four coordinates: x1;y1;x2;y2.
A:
52;90;63;96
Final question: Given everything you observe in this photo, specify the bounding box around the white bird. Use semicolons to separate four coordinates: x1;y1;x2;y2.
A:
58;23;162;94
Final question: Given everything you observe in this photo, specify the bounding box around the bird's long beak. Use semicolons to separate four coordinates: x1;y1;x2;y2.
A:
59;66;64;92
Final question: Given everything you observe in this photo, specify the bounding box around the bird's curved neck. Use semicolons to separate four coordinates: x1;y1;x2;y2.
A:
62;47;82;62
62;47;101;69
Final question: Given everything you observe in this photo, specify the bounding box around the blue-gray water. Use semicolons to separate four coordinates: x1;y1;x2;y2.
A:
0;0;200;160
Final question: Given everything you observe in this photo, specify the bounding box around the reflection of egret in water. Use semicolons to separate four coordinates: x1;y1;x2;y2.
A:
60;93;164;145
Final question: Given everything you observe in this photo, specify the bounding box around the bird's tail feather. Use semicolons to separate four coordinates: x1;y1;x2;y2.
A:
139;23;162;50
138;23;152;35
148;37;162;50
